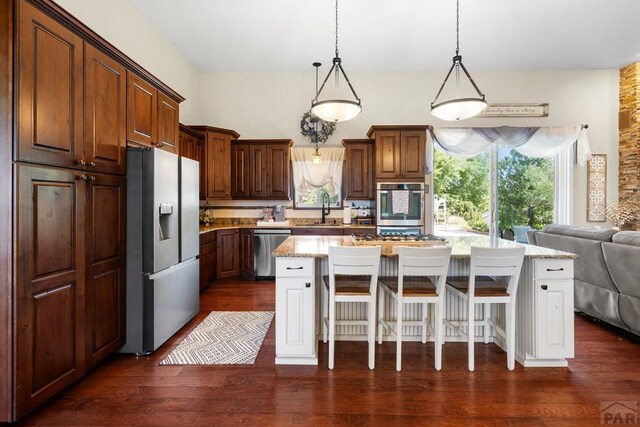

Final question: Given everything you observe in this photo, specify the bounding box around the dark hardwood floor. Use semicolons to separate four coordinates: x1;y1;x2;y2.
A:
18;279;640;426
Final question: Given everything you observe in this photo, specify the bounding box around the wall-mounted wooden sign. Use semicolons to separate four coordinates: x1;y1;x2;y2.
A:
478;103;549;118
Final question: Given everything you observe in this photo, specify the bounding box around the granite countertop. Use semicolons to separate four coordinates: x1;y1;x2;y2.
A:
271;235;577;259
199;222;376;234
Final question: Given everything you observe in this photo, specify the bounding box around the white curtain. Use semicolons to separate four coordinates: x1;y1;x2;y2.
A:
291;147;345;201
430;126;592;166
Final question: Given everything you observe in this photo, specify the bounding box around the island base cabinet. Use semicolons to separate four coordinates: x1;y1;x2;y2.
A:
275;258;317;365
535;280;575;359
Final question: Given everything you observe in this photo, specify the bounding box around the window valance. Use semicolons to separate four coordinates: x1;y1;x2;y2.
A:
430;126;592;166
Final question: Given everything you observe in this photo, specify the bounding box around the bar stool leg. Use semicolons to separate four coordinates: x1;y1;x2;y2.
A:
422;303;429;344
506;301;516;370
377;288;384;345
434;301;443;371
396;297;403;371
468;300;475;372
328;296;336;369
483;303;491;344
368;299;376;370
322;284;328;343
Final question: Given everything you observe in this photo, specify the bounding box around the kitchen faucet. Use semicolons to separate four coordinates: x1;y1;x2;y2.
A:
321;193;330;224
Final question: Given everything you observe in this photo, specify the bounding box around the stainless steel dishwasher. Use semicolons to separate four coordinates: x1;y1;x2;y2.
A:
253;228;291;279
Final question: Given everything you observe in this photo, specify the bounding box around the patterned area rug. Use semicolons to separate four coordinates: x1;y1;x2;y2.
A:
160;311;274;365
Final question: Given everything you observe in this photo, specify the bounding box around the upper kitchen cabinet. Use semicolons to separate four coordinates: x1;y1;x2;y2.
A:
343;139;374;200
367;125;428;182
179;123;203;163
190;126;240;200
126;72;180;154
231;140;292;200
16;0;84;170
84;44;127;175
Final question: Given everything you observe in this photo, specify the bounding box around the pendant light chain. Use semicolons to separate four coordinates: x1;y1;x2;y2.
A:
335;0;339;57
455;0;460;56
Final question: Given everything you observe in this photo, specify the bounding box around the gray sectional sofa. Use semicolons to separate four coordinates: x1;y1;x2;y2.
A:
528;225;640;336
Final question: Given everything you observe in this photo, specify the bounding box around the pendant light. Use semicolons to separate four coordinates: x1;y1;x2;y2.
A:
431;0;487;121
311;0;361;123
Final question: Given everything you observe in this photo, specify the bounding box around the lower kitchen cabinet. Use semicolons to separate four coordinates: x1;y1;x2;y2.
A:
14;164;126;418
240;228;254;278
199;231;216;290
533;260;575;359
275;257;317;364
216;229;240;279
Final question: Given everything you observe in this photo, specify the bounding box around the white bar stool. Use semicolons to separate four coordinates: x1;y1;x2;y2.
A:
444;246;525;371
322;245;381;370
378;246;452;371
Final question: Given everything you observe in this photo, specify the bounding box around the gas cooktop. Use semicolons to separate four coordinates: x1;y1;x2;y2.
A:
350;233;446;244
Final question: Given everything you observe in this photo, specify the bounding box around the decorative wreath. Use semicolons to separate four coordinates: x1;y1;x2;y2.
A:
300;111;336;144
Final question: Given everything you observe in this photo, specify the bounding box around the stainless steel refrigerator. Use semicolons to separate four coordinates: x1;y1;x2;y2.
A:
119;147;200;354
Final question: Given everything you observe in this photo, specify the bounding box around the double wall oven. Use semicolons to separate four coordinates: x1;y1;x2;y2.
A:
376;183;425;234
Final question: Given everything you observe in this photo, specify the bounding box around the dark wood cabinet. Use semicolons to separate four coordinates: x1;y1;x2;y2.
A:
179;124;204;199
126;72;157;147
368;126;427;182
15;164;87;418
231;140;291;200
240;228;254;277
199;231;216;290
84;43;127;175
343;139;375;200
84;173;126;368
191;126;240;200
17;0;84;170
157;92;179;154
216;229;240;279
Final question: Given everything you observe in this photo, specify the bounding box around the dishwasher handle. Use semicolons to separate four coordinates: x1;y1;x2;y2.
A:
254;228;292;235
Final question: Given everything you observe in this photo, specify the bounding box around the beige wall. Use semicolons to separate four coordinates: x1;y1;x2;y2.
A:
55;0;201;123
199;69;619;226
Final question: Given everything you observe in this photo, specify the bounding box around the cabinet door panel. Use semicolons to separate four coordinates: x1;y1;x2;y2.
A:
240;229;254;277
267;145;290;199
206;134;231;199
231;145;249;198
275;277;315;357
127;72;157;146
216;229;239;279
250;145;267;197
157;92;179;154
375;131;400;179
85;174;125;367
344;142;374;200
84;44;127;175
15;165;85;418
535;280;575;359
17;1;84;169
400;131;425;178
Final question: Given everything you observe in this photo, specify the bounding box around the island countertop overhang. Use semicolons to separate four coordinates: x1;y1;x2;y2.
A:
272;235;577;259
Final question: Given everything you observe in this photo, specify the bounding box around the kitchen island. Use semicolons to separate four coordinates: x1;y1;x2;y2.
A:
273;235;577;368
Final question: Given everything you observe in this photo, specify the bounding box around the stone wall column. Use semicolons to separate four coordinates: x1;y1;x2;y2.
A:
619;63;640;230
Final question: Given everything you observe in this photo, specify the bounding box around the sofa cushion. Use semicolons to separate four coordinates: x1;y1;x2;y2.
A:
574;280;626;329
542;224;617;241
602;242;640;299
611;231;640;247
536;232;619;292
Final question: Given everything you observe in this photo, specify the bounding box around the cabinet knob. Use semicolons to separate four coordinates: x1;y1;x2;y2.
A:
89;176;96;182
77;174;88;181
395;173;400;177
89;161;96;168
77;159;86;167
305;282;311;288
541;284;548;290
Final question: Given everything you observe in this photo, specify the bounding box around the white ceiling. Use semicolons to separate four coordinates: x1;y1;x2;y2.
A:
129;0;640;73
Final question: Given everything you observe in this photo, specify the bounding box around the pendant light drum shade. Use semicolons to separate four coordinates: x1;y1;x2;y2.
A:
431;98;487;121
312;99;362;123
